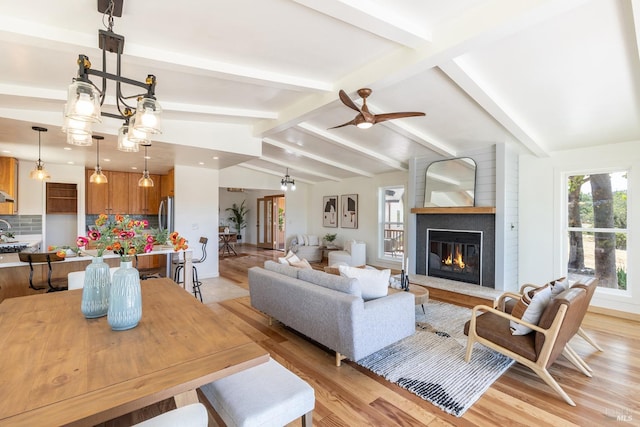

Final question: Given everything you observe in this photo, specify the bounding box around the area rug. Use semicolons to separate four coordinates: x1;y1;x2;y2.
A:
356;300;514;417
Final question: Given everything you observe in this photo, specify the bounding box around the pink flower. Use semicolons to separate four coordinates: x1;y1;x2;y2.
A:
144;243;154;253
76;236;89;247
87;229;101;241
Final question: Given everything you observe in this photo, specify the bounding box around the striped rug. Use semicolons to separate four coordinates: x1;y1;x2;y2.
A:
357;300;514;417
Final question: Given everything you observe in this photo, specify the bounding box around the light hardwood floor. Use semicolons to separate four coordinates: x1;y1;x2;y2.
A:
107;245;640;426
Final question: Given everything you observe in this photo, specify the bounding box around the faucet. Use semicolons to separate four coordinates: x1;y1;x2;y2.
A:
0;219;11;239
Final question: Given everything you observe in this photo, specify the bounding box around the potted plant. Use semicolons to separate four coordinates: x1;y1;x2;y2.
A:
324;233;337;248
226;201;249;241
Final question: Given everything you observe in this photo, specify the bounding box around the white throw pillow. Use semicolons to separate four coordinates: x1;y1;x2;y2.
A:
510;285;552;335
302;234;309;245
338;265;390;300
344;239;355;254
549;276;568;297
307;235;319;246
296;234;305;246
277;257;289;265
281;250;300;265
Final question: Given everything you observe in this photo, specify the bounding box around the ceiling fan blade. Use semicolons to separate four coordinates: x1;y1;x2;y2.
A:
328;118;357;129
373;112;425;124
338;90;362;113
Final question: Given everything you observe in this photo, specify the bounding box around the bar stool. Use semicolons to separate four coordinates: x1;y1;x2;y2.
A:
173;237;207;302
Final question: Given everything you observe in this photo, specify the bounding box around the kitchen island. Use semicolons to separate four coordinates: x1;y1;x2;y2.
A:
0;246;193;302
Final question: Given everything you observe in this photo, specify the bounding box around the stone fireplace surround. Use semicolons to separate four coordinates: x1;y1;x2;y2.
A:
415;210;496;289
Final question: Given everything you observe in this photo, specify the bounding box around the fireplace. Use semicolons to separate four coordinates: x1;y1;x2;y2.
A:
415;213;495;288
427;229;482;285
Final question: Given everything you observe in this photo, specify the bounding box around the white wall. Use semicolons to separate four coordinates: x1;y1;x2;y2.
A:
174;165;219;279
308;171;407;269
519;140;639;314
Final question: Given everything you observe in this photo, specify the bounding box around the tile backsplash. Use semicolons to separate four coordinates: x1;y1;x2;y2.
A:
0;215;42;235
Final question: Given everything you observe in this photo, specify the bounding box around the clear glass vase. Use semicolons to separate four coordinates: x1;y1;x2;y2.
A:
107;260;142;331
81;256;111;318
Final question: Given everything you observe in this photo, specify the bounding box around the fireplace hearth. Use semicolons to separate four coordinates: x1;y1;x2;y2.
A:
428;229;481;285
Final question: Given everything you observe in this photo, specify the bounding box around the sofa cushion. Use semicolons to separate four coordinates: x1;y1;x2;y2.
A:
297;268;361;297
307;235;319;246
510;284;552;335
264;260;299;278
338;265;390;301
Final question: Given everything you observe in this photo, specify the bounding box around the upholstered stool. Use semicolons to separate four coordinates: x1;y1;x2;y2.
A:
132;403;207;427
200;358;315;427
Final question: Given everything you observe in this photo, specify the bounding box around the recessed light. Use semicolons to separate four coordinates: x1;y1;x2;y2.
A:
104;158;111;162
212;156;219;160
198;162;204;165
67;161;74;164
63;147;72;151
131;166;138;170
1;150;11;154
144;155;151;160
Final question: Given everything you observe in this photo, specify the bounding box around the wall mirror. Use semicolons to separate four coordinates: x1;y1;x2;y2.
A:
424;157;476;207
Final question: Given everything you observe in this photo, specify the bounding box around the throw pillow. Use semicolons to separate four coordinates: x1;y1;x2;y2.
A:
296;234;305;246
510;284;552;335
289;258;312;269
282;250;300;265
338;265;390;301
324;266;340;275
302;234;309;245
307;235;319;246
549;276;568;297
277;257;289;265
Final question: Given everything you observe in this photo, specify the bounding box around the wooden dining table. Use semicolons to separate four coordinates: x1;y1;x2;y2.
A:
0;278;269;426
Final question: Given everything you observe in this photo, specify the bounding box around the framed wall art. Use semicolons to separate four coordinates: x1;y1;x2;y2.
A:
323;195;338;228
340;194;358;229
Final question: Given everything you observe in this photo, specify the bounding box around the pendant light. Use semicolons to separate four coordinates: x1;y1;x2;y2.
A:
89;135;108;184
30;126;50;180
138;145;154;187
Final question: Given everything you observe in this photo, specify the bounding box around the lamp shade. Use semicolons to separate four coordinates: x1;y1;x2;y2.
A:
117;124;140;152
133;97;162;134
66;132;93;146
29;164;50;180
138;171;154;187
62;114;92;137
128;115;151;145
65;80;101;123
89;167;108;184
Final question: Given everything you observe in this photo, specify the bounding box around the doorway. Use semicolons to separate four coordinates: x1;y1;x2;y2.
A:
257;195;286;250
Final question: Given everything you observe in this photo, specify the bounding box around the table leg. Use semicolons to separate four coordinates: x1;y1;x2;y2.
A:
174;389;199;407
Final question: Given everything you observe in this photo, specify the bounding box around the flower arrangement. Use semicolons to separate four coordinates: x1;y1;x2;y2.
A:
77;214;153;260
169;231;189;251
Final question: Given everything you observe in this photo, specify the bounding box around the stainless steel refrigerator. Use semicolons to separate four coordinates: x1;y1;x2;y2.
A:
158;196;174;231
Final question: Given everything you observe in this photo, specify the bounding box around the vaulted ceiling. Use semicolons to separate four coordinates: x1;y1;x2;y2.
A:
0;0;638;184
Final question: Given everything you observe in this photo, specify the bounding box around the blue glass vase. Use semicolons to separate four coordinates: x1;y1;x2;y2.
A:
108;260;142;331
81;256;111;318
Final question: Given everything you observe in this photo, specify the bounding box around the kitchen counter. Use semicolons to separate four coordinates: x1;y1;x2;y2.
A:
0;246;194;302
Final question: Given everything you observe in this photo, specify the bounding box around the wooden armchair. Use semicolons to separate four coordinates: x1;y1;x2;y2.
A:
502;278;602;352
464;287;588;406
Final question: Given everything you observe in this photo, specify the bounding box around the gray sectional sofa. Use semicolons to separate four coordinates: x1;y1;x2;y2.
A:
249;261;415;366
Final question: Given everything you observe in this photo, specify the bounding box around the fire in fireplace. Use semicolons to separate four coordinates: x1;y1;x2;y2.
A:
427;229;482;285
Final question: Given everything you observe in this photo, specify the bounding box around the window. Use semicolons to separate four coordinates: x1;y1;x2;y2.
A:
565;171;627;291
379;186;405;260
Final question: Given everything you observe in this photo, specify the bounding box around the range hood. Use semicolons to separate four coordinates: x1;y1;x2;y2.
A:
0;190;15;203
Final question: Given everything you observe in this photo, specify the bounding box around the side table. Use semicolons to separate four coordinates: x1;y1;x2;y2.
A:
389;284;429;313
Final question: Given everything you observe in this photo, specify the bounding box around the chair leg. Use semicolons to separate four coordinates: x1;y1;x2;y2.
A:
577;327;603;352
302;410;313;427
532;366;576;406
192;266;203;302
562;345;592;377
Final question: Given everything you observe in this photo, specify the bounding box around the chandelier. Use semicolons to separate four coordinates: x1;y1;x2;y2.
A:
280;168;296;191
63;0;161;150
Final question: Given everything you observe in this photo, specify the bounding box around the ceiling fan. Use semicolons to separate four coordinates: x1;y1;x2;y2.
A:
330;88;425;129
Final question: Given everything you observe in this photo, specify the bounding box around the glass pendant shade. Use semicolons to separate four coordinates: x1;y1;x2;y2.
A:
133;97;162;134
62;114;92;137
65;80;101;123
128;116;151;145
30;164;50;180
117;125;139;152
66;132;93;146
90;167;108;184
138;171;154;187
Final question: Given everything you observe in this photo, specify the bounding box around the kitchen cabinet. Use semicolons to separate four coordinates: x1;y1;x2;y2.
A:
87;169;163;215
129;173;161;215
0;157;18;215
46;183;77;214
160;168;174;198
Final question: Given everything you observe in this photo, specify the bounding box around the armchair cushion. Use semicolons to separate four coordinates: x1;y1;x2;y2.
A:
510;284;552;335
289;258;313;269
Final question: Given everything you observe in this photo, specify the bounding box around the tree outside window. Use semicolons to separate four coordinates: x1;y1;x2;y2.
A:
567;171;627;289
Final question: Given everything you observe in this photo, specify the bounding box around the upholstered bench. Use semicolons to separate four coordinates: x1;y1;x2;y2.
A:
200;358;315;427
